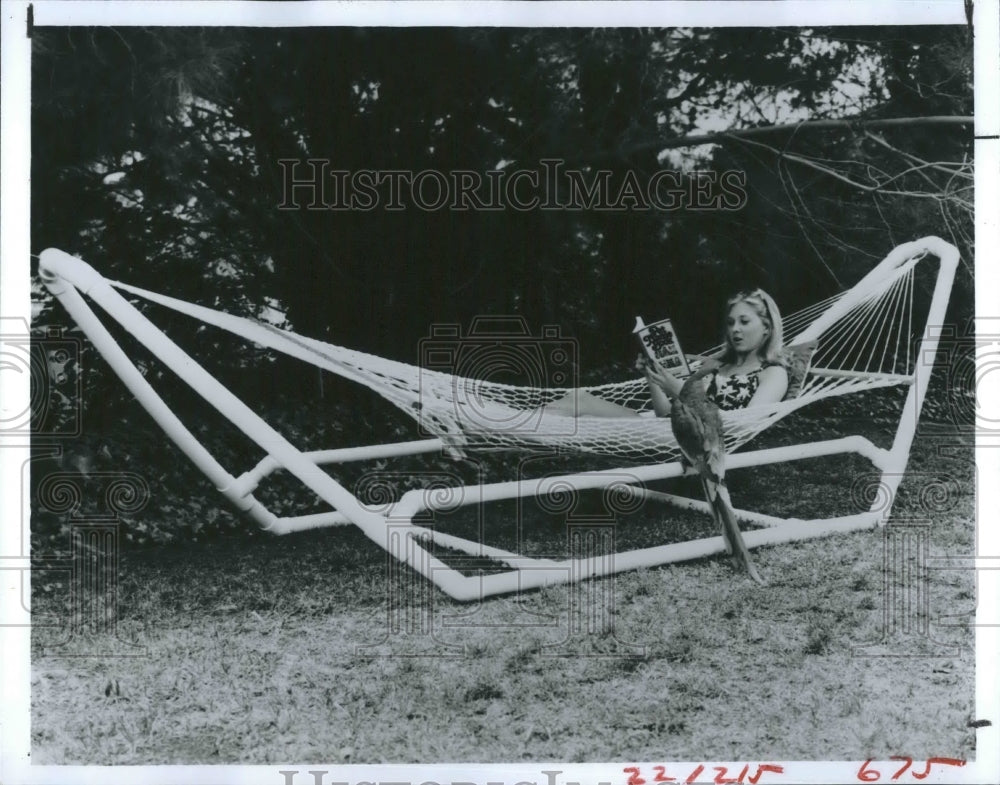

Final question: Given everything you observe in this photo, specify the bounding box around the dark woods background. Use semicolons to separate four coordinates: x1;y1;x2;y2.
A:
30;26;974;543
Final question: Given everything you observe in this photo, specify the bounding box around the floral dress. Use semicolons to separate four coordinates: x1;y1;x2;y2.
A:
706;367;764;411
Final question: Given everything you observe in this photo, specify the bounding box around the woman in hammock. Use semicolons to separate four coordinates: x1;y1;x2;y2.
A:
545;288;789;416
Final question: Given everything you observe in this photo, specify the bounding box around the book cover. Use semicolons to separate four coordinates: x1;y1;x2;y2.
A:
633;316;691;375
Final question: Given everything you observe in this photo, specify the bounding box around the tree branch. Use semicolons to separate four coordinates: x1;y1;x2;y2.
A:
599;115;974;161
734;134;973;205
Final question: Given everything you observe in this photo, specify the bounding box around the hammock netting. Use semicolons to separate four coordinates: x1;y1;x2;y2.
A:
107;247;936;464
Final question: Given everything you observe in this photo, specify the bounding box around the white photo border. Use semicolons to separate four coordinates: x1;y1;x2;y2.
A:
2;2;997;784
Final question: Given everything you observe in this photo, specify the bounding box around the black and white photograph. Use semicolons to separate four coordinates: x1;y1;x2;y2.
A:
1;2;998;784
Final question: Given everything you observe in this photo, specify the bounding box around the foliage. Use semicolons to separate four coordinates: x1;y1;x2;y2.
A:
33;26;973;356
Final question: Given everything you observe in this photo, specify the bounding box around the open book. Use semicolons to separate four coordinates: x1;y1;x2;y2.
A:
633;316;691;375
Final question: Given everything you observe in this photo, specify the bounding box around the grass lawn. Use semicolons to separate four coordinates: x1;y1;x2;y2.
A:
30;415;977;765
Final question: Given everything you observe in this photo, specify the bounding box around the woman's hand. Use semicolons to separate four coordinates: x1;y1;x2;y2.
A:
639;356;678;417
643;357;684;400
643;357;669;389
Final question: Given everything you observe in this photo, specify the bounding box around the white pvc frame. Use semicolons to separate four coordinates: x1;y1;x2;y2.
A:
39;237;959;601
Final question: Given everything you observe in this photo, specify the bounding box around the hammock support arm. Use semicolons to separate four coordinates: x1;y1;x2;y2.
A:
39;249;483;601
39;258;281;532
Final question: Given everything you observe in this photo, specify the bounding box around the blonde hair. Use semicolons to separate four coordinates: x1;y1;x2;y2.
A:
719;288;784;364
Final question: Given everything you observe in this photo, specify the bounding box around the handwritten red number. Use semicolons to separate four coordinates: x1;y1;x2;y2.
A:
686;765;705;784
746;765;784;785
653;766;676;782
713;765;752;784
911;757;967;780
624;767;645;785
857;759;881;782
714;766;737;784
889;756;912;781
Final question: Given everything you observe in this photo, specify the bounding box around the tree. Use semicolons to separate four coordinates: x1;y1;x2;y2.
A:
32;25;973;380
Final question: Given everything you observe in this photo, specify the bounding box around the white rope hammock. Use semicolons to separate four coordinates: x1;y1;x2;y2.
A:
106;248;926;463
